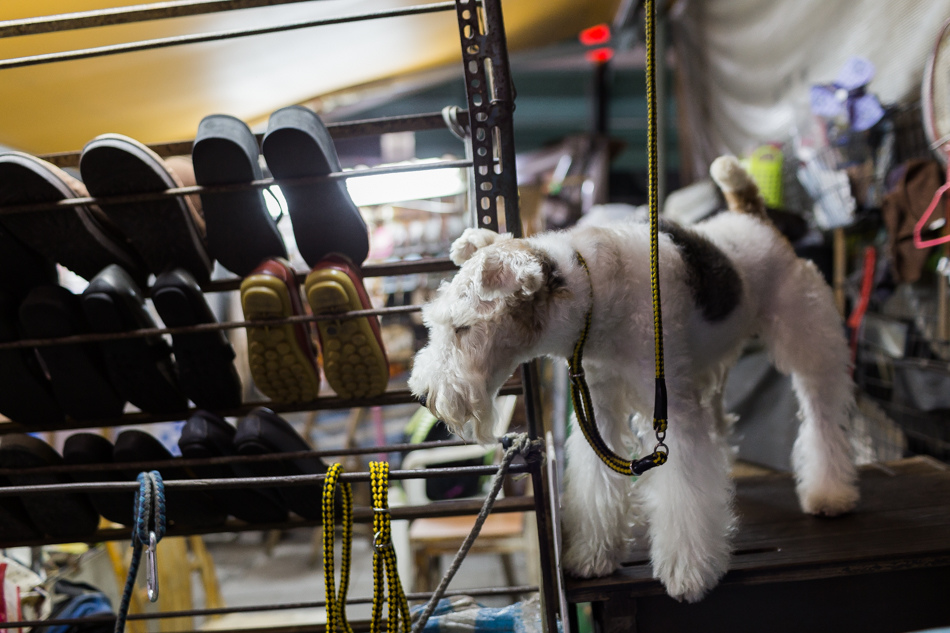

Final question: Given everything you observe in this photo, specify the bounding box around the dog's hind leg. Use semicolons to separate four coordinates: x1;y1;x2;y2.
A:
640;390;736;602
561;377;639;578
761;258;859;516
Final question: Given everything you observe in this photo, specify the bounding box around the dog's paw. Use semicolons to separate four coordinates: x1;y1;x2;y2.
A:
798;481;859;517
653;549;726;603
449;228;511;265
562;541;621;578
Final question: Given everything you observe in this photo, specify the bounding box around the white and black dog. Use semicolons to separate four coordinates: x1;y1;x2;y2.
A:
409;156;858;602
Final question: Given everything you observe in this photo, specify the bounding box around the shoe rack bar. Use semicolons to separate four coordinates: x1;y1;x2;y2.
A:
0;585;539;630
38;109;471;168
0;2;459;71
0;380;524;435
0;462;532;496
0;159;475;216
0;438;474;477
0;304;424;350
0;0;382;38
0;494;535;548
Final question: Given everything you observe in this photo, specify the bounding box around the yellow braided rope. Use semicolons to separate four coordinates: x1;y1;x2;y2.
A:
369;461;410;633
567;0;669;475
323;463;353;633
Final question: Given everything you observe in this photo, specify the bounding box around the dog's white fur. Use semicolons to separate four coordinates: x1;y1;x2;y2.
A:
409;156;859;602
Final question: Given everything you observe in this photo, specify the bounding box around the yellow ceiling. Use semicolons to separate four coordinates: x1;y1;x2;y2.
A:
0;0;620;154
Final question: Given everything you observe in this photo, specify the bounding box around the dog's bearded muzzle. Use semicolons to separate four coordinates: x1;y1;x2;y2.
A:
411;384;496;445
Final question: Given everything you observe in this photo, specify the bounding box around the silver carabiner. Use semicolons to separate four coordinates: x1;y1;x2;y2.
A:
146;531;159;602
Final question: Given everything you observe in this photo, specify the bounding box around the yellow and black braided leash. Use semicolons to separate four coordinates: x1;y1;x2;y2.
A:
568;0;668;477
323;463;354;633
369;461;411;633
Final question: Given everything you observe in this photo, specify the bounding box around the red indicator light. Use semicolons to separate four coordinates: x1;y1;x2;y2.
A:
585;47;614;63
579;24;611;46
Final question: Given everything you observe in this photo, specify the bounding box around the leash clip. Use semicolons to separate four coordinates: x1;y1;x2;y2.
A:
373;531;391;552
146;531;159;602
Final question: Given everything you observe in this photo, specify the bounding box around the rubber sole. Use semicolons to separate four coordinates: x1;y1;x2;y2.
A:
305;268;388;399
114;430;227;529
263;106;369;267
0;152;148;285
0;292;65;426
193;114;287;276
234;408;329;520
178;411;288;524
0;434;100;539
80;135;212;283
82;267;188;415
240;274;320;403
19;285;126;421
152;270;242;410
62;433;134;526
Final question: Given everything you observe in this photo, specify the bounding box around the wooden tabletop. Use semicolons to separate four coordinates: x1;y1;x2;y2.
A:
565;457;950;604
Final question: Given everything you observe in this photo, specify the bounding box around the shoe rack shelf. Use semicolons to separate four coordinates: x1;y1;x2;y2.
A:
0;1;560;632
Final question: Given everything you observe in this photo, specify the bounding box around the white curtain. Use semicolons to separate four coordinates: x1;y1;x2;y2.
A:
671;0;950;180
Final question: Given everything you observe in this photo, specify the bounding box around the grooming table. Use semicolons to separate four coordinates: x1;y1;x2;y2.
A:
565;457;950;633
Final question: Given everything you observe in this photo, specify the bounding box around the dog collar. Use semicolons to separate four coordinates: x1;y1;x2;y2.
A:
568;250;668;477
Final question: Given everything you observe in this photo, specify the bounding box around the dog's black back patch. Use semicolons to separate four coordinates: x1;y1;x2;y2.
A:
659;219;742;321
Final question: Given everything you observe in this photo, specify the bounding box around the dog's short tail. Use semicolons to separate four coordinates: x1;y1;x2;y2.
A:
709;155;767;218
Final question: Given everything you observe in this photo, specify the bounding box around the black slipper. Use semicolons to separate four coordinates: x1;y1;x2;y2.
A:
178;410;288;524
0;152;148;286
192;115;287;276
62;433;134;526
82;264;188;415
0;225;57;304
113;429;227;529
262;106;369;268
0;434;100;538
80;135;213;284
234;407;329;520
0;484;40;543
152;269;242;410
19;284;126;421
0;292;65;426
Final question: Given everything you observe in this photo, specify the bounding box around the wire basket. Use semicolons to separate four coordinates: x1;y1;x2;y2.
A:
854;311;950;463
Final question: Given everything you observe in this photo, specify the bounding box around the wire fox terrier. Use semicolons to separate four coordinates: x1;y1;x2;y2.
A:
409;156;859;602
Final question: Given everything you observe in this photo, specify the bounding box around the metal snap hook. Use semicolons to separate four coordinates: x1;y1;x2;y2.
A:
146;531;159;602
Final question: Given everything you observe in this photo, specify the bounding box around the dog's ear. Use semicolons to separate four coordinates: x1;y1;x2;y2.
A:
451;228;513;265
476;248;544;300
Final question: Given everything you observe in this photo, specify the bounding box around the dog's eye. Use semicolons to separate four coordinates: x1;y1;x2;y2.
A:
454;325;471;335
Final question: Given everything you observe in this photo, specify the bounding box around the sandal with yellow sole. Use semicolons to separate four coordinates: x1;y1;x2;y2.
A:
305;255;388;399
240;258;320;403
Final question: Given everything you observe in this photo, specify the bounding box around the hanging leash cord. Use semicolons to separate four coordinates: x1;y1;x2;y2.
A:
370;461;411;633
568;0;669;477
323;463;354;633
114;471;166;633
411;433;542;633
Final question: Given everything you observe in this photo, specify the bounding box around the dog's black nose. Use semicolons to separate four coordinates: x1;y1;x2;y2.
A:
418;394;427;407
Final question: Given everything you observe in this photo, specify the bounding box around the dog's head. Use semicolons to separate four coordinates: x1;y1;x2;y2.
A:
409;228;566;443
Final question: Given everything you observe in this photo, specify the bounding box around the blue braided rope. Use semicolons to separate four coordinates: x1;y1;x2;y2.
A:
114;471;166;633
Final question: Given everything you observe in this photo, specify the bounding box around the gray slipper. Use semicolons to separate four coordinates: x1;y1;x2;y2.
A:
263;106;369;267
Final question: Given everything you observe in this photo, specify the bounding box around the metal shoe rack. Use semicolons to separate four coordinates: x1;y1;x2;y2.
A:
0;1;560;631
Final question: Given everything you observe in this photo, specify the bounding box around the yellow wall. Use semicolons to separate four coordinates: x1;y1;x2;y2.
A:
0;0;619;154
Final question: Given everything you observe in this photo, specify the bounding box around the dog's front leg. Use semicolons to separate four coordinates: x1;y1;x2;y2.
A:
639;393;736;602
561;378;638;578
